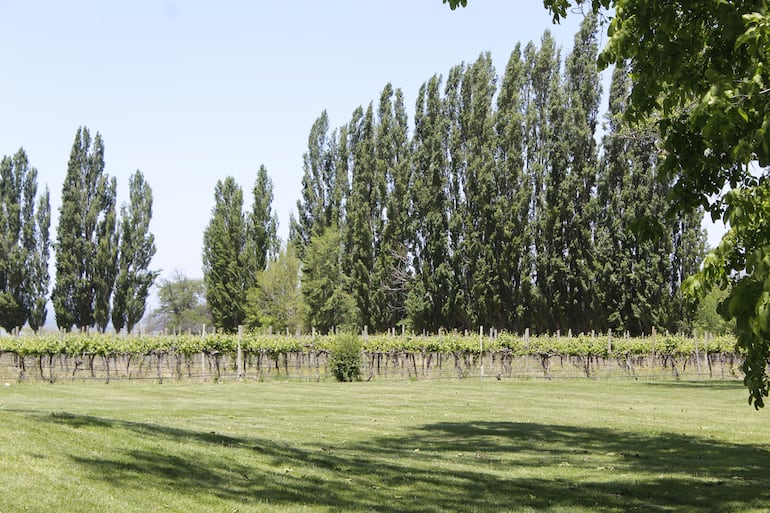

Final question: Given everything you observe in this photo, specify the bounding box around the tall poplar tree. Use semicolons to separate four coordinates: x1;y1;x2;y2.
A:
241;164;280;329
52;127;114;331
345;103;379;329
112;170;158;333
522;33;563;332
245;164;279;280
202;177;248;333
594;65;662;334
495;44;534;331
290;111;346;258
27;186;51;332
459;53;499;329
407;75;454;331
667;208;707;333
371;84;412;331
595;65;637;333
0;149;48;332
537;38;571;333
596;65;705;335
560;13;601;331
444;63;470;329
93;176;118;333
292;110;356;332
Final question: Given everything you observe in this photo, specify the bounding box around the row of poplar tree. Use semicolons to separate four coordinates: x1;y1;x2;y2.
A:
286;15;705;336
0;127;157;333
2;16;706;336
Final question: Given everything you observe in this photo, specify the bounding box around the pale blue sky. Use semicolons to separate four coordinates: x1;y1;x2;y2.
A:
1;1;723;289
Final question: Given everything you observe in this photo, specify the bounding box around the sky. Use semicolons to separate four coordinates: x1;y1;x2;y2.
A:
1;1;725;292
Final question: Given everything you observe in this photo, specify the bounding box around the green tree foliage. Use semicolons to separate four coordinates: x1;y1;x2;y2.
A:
296;14;707;341
300;85;415;334
440;54;505;330
370;84;412;331
595;65;666;334
407;75;455;332
595;65;706;335
444;63;469;330
458;53;502;330
290;111;348;258
93;176;118;333
245;165;279;280
695;184;770;406
202;177;249;333
112;170;158;334
560;14;601;331
52;127;116;332
203;169;278;333
495;43;534;331
152;271;211;334
302;226;358;334
346;103;379;330
245;245;306;333
0;149;49;333
693;287;737;337
449;0;770;400
532;0;768;403
524;32;565;333
27;186;51;332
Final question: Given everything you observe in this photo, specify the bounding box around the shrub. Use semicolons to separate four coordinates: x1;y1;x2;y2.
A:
328;334;363;382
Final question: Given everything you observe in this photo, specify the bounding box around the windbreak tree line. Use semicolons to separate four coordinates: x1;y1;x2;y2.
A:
0;126;158;334
444;0;770;406
1;19;708;341
291;17;706;336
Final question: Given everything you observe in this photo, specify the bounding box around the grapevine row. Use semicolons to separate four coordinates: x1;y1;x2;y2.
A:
0;332;737;359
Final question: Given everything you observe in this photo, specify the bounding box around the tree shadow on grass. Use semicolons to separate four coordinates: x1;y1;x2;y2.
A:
641;380;745;390
31;412;770;512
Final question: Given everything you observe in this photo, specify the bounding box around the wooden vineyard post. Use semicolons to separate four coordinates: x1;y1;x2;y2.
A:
695;334;700;378
524;328;530;376
237;325;244;380
651;326;657;370
479;326;484;380
200;325;206;380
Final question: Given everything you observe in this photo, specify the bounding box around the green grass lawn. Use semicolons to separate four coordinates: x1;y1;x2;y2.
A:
1;379;769;512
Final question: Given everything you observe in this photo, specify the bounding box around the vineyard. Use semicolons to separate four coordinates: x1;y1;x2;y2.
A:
0;330;743;383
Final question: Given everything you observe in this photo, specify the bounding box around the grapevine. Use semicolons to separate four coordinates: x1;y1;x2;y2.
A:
0;331;739;359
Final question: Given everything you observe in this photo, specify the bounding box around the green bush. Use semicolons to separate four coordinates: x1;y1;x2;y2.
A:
693;287;737;336
328;334;363;382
